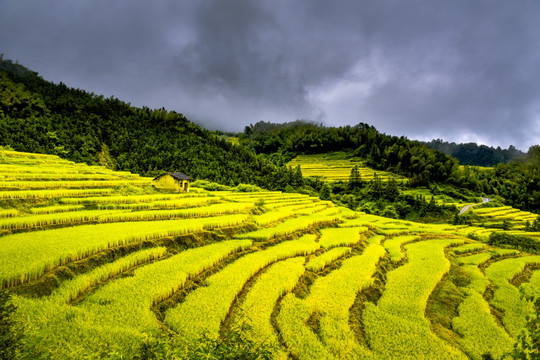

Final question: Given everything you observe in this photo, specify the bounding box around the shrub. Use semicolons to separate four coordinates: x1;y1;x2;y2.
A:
136;320;275;360
487;232;540;254
503;292;539;360
0;291;21;360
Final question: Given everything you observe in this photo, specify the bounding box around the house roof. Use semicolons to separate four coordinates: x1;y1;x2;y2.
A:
153;172;191;181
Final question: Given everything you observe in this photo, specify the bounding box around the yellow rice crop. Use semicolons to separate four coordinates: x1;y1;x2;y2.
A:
0;209;18;218
165;234;320;342
484;255;540;337
0;179;151;189
49;247;168;303
305;247;351;271
318;227;367;249
60;193;209;204
239;257;305;360
0;188;114;199
0;214;249;289
236;213;341;241
363;239;467;359
278;242;386;360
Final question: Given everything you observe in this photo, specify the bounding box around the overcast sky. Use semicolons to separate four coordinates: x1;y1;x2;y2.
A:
1;1;539;150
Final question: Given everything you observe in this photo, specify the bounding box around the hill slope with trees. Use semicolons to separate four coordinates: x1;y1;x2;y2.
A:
424;139;525;167
1;58;539;215
0;58;302;190
239;121;540;214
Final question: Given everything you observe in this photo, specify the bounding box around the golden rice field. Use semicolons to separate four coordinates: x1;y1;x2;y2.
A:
287;153;406;182
469;205;539;231
1;150;539;359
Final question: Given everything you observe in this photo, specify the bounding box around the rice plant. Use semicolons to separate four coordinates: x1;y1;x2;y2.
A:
49;247;168;303
484;255;540;337
318;227;366;249
278;243;386;359
238;257;306;360
0;214;249;289
0;188;114;199
237;214;341;241
383;235;420;263
305;247;351;272
164;235;320;342
363;239;467;359
79;240;252;332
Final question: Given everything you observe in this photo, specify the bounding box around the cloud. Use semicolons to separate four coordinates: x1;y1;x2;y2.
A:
1;0;539;149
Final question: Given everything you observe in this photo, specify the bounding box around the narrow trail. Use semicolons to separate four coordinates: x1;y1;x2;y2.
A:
459;197;490;215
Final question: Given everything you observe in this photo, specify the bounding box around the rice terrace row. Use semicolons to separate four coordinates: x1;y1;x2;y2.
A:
1;150;539;359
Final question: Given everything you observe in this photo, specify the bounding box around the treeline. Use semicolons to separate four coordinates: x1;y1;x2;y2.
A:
241;121;458;186
0;58;301;190
424;139;524;167
240;121;540;213
317;174;458;222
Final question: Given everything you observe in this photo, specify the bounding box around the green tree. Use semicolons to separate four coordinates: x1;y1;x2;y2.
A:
320;183;331;200
348;165;362;191
0;291;21;360
293;165;304;188
384;177;400;200
532;216;540;232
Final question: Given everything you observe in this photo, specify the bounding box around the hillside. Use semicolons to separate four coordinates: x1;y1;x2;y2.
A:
0;58;300;191
1;150;539;359
239;121;540;214
2;58;539;214
286;153;407;182
424;139;525;167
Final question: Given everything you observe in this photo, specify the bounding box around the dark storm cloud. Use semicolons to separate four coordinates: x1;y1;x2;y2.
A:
1;0;539;149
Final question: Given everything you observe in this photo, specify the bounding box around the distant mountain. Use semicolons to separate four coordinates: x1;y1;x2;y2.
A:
424;139;525;167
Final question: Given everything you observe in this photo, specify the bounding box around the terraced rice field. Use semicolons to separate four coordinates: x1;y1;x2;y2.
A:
469;205;540;231
1;150;539;359
287;153;406;182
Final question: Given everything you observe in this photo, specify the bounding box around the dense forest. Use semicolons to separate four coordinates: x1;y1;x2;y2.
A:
0;58;301;190
424;138;525;166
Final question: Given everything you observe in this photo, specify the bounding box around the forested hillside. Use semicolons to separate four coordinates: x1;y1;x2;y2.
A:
240;121;540;213
241;120;457;185
424;139;525;167
0;59;300;190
